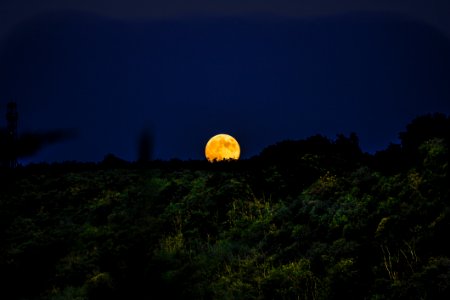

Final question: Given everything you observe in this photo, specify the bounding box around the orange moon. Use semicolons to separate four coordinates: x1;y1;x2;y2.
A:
205;134;241;162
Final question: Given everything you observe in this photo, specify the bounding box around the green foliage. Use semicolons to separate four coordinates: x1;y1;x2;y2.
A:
1;114;449;299
49;286;88;300
260;259;320;300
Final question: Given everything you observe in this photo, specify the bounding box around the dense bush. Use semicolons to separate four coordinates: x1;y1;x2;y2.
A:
0;114;449;299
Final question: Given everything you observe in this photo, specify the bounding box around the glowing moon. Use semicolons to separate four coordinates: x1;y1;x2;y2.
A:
205;134;240;162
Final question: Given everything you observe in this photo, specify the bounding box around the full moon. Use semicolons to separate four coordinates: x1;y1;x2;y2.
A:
205;134;241;162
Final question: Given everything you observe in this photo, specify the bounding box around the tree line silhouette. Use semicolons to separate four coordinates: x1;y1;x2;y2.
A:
0;102;155;169
0;112;449;299
0;102;77;169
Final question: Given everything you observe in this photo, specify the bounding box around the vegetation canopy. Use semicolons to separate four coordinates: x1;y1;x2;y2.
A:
1;113;449;299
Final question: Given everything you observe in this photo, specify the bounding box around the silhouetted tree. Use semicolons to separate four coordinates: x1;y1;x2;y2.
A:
2;113;450;300
5;102;18;168
137;128;154;164
101;153;128;168
372;143;406;174
399;113;450;157
0;102;76;168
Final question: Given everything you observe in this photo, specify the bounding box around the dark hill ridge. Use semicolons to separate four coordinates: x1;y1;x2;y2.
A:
1;11;450;162
0;113;449;299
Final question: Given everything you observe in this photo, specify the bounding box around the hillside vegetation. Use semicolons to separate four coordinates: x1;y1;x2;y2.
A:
1;113;449;299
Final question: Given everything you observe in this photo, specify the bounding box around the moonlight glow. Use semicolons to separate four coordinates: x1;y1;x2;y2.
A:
205;134;240;162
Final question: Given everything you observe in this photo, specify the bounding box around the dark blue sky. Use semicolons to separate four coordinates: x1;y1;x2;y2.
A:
1;1;450;162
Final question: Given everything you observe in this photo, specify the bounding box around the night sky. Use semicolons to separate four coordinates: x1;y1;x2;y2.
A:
1;1;450;163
